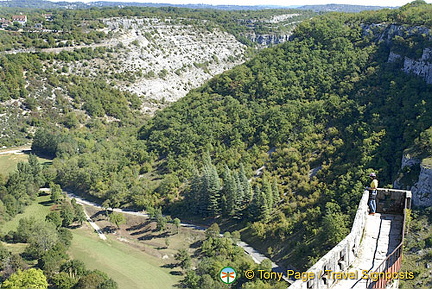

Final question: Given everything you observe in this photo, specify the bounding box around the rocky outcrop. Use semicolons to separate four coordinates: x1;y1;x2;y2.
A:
411;161;432;207
402;48;432;84
362;24;432;84
401;153;422;169
244;32;292;46
395;151;432;207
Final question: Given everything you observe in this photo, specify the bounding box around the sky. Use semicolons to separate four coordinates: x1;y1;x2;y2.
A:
56;0;432;7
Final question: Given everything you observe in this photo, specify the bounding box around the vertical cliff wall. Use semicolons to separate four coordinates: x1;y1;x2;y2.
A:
395;153;432;207
362;24;432;84
411;160;432;207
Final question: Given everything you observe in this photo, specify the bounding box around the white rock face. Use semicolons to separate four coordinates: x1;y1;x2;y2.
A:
393;153;421;190
363;24;432;84
403;48;432;84
401;153;422;169
100;18;247;107
411;163;432;207
387;51;402;63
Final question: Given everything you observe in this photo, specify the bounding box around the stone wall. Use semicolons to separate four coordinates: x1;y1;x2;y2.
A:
376;188;411;214
287;190;369;289
287;189;411;289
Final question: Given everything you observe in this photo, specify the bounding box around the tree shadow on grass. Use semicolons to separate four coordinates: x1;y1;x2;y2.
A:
189;240;202;249
103;225;117;234
38;200;53;206
130;228;153;236
161;263;177;269
137;231;169;241
127;221;151;231
90;211;106;221
138;235;154;241
39;191;50;196
169;270;183;276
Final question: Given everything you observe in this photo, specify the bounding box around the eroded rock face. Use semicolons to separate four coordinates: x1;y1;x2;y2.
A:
401;153;422;169
362;24;432;84
412;163;432;207
245;32;292;46
396;153;432;207
402;48;432;84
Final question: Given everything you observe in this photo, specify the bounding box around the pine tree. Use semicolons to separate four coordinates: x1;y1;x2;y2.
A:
233;171;243;211
248;185;269;221
239;163;252;204
203;163;221;216
221;165;236;216
189;170;205;216
262;177;274;210
258;191;270;221
272;179;280;205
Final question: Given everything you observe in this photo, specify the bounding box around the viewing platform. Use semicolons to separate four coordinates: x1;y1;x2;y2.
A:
331;213;403;289
288;188;411;289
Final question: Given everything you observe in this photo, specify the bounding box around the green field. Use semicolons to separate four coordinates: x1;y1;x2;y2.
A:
69;229;181;289
0;149;52;176
1;193;181;289
0;194;52;234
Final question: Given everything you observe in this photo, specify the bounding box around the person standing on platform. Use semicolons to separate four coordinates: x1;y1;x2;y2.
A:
367;173;378;215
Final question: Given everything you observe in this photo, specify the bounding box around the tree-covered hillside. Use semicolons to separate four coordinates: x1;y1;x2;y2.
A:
2;1;432;288
136;0;432;270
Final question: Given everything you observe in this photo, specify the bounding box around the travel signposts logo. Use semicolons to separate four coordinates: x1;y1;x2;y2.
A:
219;267;237;284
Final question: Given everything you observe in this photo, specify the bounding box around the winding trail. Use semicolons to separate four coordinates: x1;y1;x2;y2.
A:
66;191;292;283
0;146;31;155
2;147;289;283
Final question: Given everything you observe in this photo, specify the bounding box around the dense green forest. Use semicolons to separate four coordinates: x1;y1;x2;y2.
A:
0;156;117;288
136;0;432;270
2;1;432;288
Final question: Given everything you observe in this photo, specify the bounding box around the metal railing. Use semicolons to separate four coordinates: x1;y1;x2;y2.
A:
367;190;411;289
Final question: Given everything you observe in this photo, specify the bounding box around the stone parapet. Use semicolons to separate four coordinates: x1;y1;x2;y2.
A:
288;190;369;289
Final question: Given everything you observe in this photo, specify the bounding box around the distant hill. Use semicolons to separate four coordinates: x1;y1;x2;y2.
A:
1;0;391;11
297;4;392;12
0;0;90;8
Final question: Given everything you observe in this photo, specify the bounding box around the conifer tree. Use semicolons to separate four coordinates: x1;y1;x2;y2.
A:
221;165;236;216
258;191;270;221
233;171;243;211
248;185;269;221
262;177;274;210
203;163;221;216
272;179;280;205
239;163;252;204
189;171;204;216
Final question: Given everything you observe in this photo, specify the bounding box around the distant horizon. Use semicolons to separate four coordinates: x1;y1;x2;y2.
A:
44;0;432;8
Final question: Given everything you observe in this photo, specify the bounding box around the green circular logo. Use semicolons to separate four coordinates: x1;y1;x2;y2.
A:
219;267;237;284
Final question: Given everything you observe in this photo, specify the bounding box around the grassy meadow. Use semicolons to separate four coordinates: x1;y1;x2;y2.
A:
0;192;183;289
69;228;181;289
0;148;52;176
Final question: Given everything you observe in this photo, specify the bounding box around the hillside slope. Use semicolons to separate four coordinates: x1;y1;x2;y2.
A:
136;0;432;271
2;2;432;288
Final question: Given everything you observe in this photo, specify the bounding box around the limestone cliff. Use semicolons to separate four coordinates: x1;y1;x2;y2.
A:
362;23;432;84
244;32;292;46
395;152;432;207
411;160;432;207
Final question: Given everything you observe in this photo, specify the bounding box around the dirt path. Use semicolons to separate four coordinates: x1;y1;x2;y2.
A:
65;191;291;282
8;147;290;280
0;146;31;155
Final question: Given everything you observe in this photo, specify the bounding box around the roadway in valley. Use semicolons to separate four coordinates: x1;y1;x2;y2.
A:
66;191;292;283
1;147;292;284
